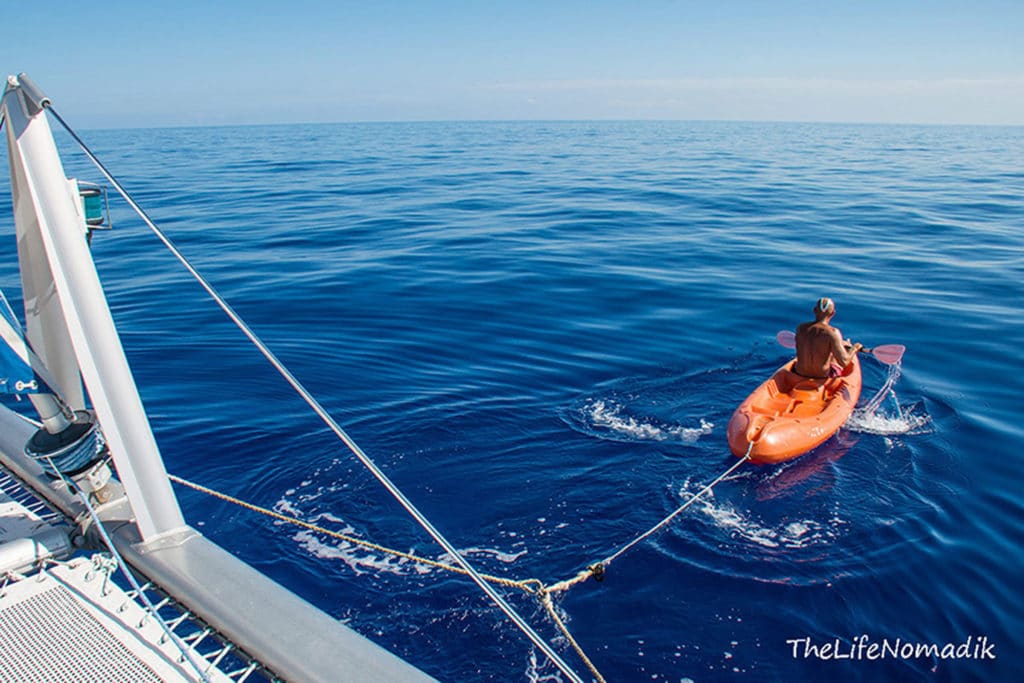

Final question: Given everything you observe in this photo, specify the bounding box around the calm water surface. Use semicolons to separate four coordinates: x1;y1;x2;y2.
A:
2;120;1022;682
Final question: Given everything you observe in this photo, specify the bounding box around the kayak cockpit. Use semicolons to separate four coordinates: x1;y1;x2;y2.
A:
727;356;862;464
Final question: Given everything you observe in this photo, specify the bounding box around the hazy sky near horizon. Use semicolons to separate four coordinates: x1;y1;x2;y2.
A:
3;0;1022;128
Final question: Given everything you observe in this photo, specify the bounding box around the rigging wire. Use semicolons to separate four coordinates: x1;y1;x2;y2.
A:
44;104;585;683
43;456;213;683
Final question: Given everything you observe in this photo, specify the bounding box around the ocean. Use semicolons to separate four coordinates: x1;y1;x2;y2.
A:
2;120;1022;681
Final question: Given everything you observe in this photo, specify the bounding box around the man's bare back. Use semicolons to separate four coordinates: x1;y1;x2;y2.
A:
794;298;861;379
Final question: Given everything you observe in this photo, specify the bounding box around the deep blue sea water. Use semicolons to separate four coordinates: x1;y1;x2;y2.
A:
2;120;1022;682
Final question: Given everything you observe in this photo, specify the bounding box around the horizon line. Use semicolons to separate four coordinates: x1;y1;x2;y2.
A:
72;116;1024;133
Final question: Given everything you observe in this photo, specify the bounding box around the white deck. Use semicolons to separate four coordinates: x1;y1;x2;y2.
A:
0;478;72;576
0;556;233;683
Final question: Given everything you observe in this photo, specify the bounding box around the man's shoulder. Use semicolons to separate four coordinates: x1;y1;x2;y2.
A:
798;321;831;333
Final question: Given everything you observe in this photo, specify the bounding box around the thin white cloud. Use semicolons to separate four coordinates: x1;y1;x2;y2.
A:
484;76;1024;94
478;75;1024;124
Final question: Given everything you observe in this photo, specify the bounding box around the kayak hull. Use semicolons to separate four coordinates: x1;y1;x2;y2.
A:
727;356;862;464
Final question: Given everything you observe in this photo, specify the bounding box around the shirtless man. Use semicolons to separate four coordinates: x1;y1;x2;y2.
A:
794;297;863;379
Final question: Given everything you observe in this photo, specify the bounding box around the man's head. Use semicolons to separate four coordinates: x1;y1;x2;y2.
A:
814;297;835;321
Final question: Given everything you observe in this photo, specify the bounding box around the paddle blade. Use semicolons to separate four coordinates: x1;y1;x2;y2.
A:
870;344;906;365
776;330;796;349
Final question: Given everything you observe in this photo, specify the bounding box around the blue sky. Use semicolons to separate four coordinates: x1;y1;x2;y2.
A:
3;0;1022;128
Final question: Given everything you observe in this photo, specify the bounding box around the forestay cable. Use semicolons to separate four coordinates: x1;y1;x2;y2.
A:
45;105;585;683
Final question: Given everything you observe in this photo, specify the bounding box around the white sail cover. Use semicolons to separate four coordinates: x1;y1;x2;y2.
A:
3;83;86;407
2;75;185;540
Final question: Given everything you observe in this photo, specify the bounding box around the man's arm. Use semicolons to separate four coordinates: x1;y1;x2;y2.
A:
830;329;862;367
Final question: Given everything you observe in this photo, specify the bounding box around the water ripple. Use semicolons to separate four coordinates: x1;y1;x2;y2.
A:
0;120;1018;682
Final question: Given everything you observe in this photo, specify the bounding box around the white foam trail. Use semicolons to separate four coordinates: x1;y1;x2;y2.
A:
847;409;932;435
589;399;662;439
294;529;431;576
277;500;528;577
847;362;933;435
438;547;528;565
525;649;566;683
681;480;840;549
837;361;934;436
587;399;713;443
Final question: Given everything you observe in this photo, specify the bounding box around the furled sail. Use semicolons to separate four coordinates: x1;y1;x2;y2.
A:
3;76;87;409
2;74;186;539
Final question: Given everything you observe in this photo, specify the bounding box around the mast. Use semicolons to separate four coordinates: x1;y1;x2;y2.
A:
2;74;185;541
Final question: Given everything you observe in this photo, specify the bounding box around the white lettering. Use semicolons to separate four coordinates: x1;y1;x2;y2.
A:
786;638;808;658
786;635;997;662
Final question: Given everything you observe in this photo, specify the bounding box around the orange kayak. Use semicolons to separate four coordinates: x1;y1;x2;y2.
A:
727;356;862;464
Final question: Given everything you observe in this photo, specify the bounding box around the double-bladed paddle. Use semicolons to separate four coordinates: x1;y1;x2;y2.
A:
775;330;905;365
